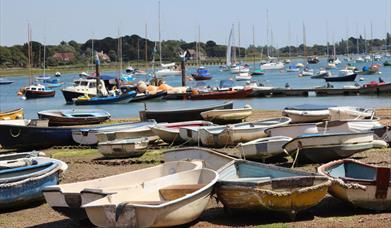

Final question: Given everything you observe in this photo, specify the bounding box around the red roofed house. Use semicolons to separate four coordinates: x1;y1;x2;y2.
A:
52;52;76;62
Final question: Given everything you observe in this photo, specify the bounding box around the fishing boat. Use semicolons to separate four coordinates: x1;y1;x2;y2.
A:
0;78;13;85
97;137;150;158
189;88;252;100
324;70;357;82
0;119;79;150
0;157;67;209
199;117;291;147
21;84;56;99
72;120;157;145
237;136;293;161
191;67;212;81
43;161;202;222
151;121;213;145
282;104;334;123
328;106;375;121
37;109;111;126
215;160;331;217
74;90;136;105
139;101;233;123
234;72;252;81
318;159;391;211
82;168;218;228
61;77;109;103
0;108;24;120
282;131;375;164
200;104;252;124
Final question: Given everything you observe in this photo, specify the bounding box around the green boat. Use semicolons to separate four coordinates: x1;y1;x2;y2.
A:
251;69;265;76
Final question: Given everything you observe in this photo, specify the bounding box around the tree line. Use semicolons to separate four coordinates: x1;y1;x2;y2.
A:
0;33;390;68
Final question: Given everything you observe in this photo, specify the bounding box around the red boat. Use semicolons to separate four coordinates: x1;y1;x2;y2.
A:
19;84;56;99
189;88;253;100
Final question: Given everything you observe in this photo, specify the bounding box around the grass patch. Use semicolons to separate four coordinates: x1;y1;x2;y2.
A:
49;149;99;158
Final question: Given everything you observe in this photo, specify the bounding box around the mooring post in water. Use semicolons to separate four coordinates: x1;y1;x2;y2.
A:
95;51;102;96
181;56;186;87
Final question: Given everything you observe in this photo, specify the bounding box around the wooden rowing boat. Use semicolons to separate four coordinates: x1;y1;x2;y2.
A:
43;161;201;223
199;117;291;147
200;104;252;124
282;104;334;123
0;157;67;209
151;121;213;145
139;101;233;123
215;160;330;217
0;108;24;120
97;137;149;158
318;159;391;211
282;132;375;164
37;109;111;126
83;169;218;228
237;136;293;161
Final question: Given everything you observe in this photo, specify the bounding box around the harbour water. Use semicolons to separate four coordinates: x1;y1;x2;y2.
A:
0;57;390;119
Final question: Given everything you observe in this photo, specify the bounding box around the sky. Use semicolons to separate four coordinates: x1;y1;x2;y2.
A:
0;0;391;48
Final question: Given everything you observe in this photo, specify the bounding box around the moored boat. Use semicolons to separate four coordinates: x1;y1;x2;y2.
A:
318;159;391;211
0;108;24;120
0;78;14;85
0;157;67;209
199;117;291;147
324;70;357;82
82;168;218;228
215;160;331;217
189;88;252;100
21;84;55;99
74;90;136;105
130;90;167;102
43;161;201;223
97;137;150;158
200;104;252;124
191;67;212;81
139;101;233;123
38;109;111;126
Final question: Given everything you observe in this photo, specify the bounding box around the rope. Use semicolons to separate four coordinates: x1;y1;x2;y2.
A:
291;141;302;168
168;133;179;148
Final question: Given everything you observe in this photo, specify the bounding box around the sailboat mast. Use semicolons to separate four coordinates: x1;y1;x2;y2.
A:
158;1;162;65
238;21;241;62
28;24;32;85
145;23;148;70
346;19;349;57
252;25;255;68
43;38;46;77
288;22;291;58
326;21;329;56
303;23;307;57
266;9;269;57
197;25;201;66
117;29;122;77
356;22;360;54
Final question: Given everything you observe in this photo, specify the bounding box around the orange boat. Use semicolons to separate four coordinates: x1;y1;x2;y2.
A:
0;108;24;120
189;88;253;100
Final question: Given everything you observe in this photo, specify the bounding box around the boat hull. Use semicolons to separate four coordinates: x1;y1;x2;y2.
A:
283;132;374;163
61;89;93;104
25;90;55;99
139;101;233;123
189;88;252;100
282;110;329;123
201;108;252;124
98;138;148;158
38;110;110;126
130;91;167;102
324;73;357;82
238;136;292;160
0;124;77;150
0;108;24;120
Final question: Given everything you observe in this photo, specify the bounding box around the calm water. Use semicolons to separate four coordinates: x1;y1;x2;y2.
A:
1;57;390;119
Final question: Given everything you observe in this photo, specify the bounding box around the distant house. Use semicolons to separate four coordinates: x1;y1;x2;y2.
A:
52;52;75;62
97;51;111;62
186;49;206;60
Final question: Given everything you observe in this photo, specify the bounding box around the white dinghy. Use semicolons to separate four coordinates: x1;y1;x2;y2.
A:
237;136;293;161
83;169;218;228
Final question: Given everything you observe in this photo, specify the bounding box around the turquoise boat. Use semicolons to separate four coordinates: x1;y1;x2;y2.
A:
215;160;330;217
0;157;67;209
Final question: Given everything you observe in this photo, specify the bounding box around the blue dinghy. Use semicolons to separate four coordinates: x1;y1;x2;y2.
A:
0;157;67;209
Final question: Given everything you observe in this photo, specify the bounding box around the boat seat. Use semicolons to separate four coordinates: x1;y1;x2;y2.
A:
159;184;206;201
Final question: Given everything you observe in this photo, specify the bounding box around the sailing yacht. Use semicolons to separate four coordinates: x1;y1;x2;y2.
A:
260;57;284;70
155;63;181;77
